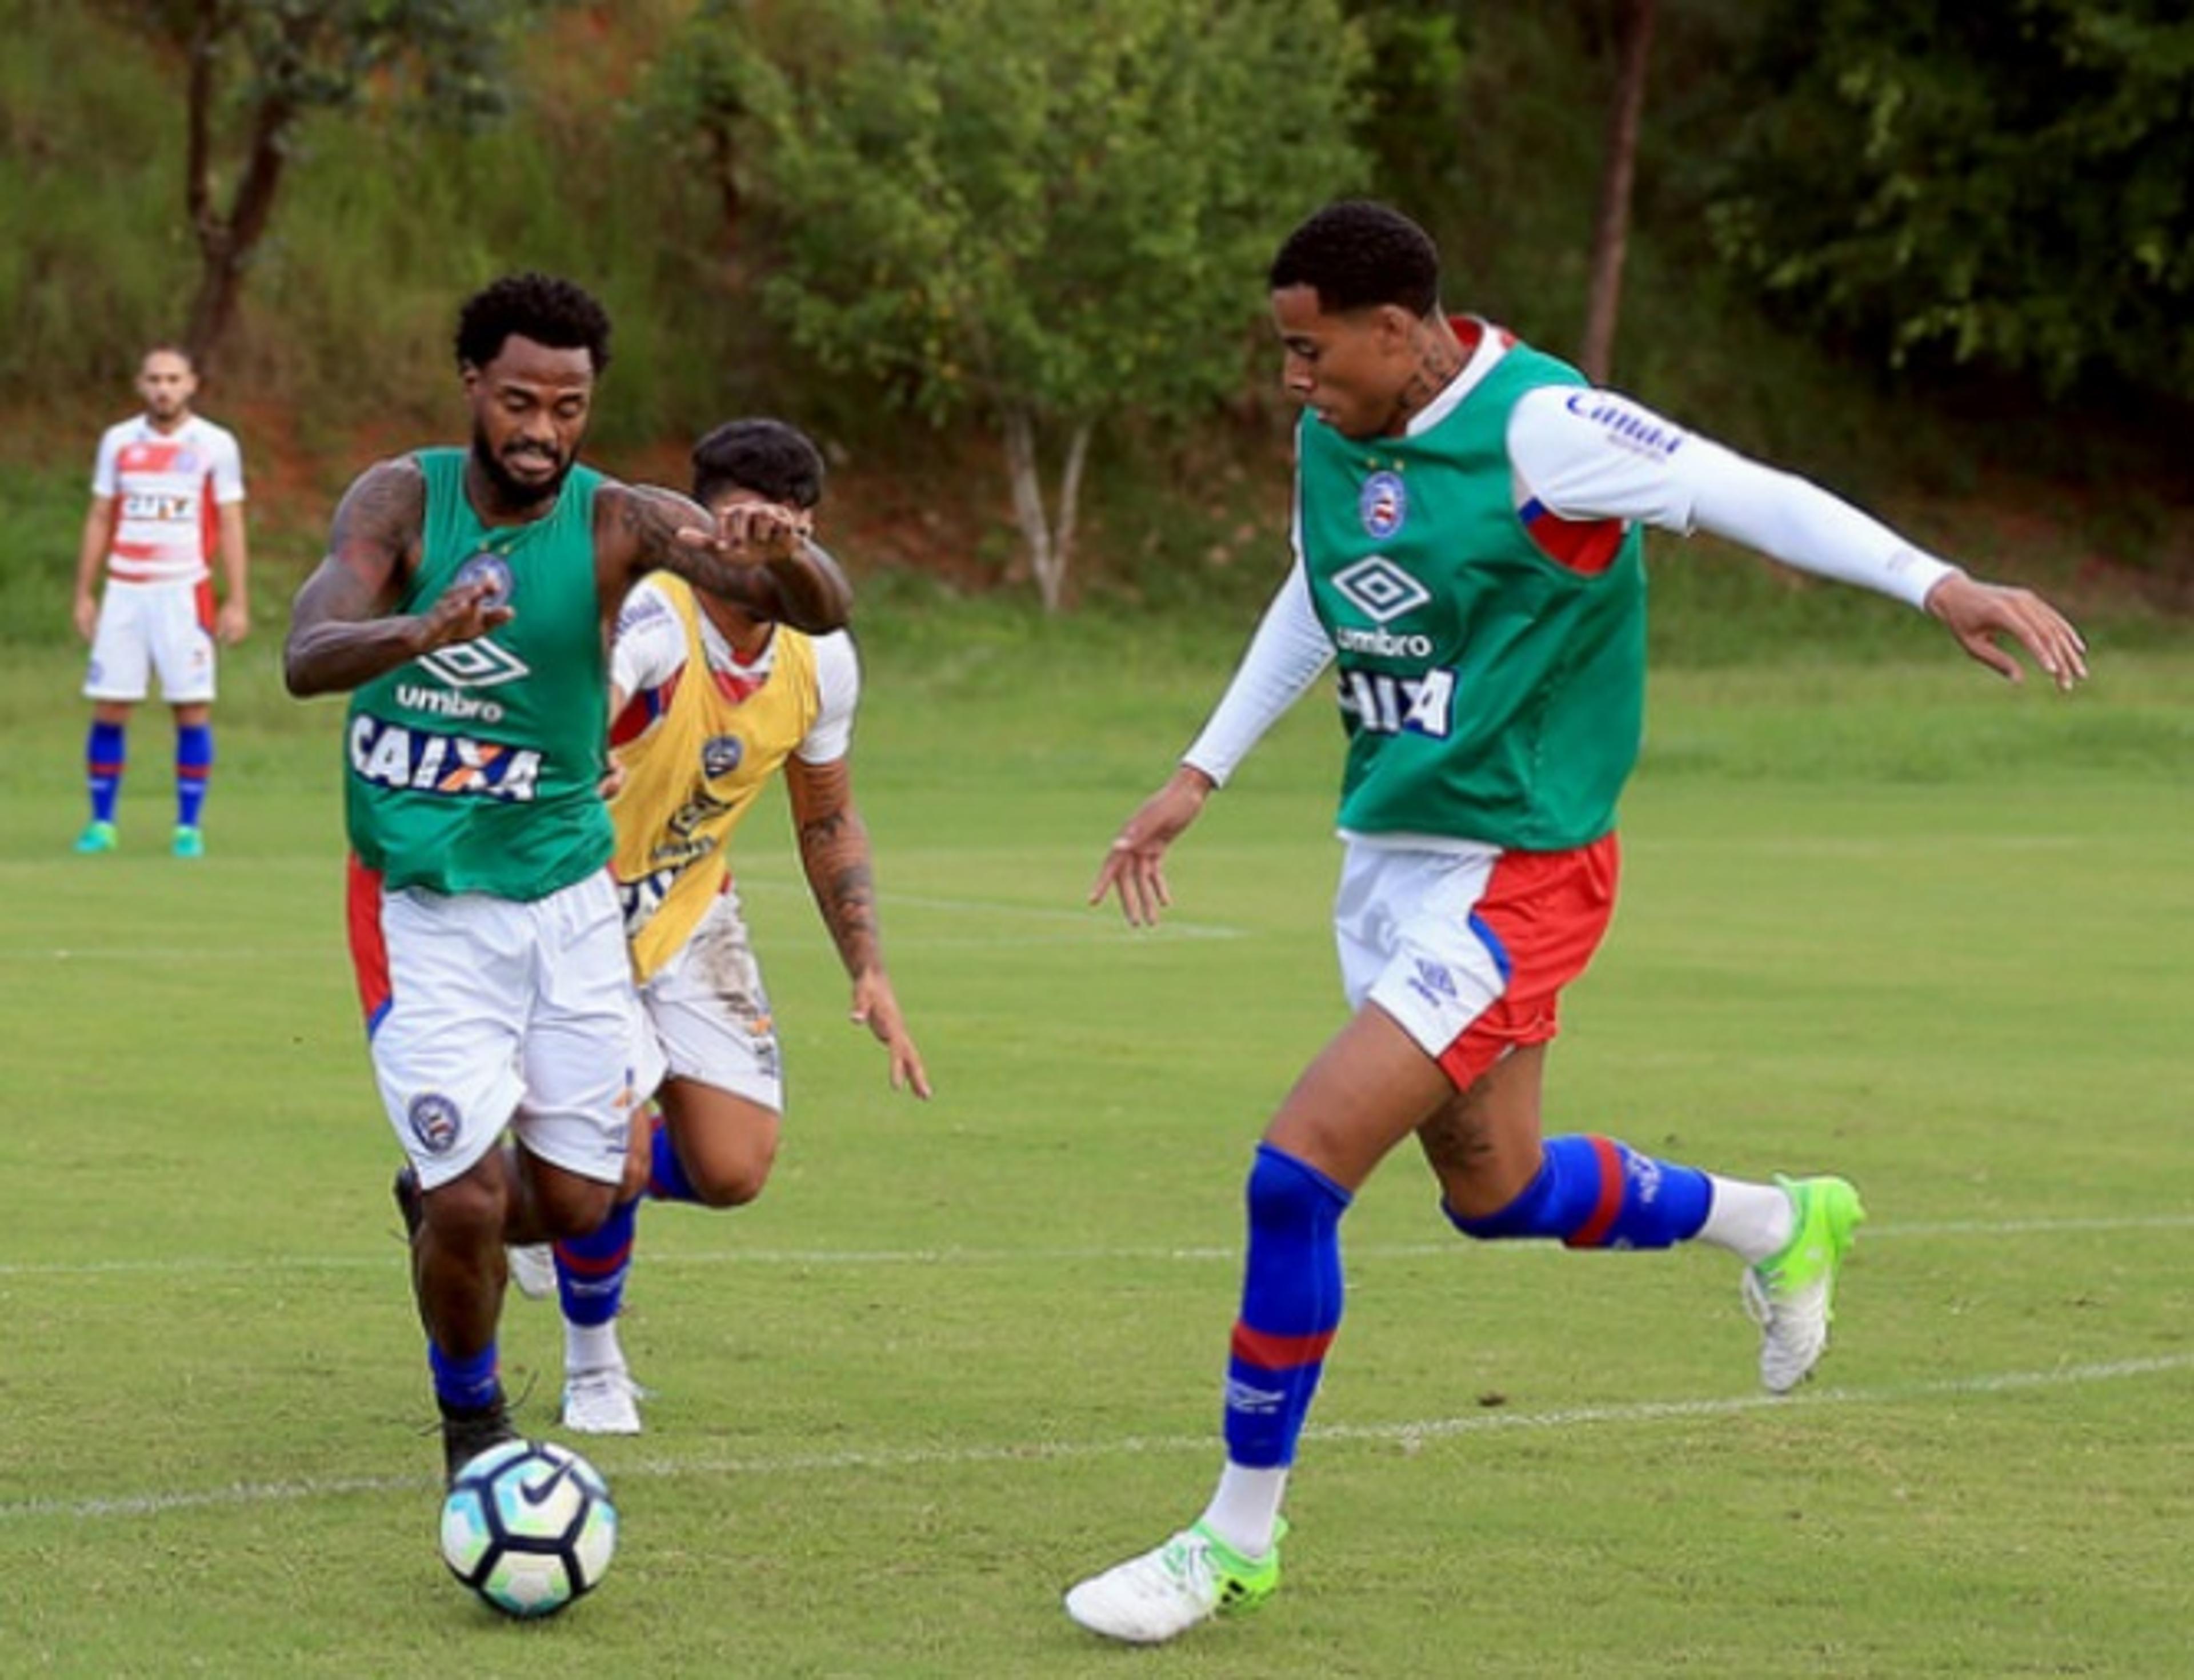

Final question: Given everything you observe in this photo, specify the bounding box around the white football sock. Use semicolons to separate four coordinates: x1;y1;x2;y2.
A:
564;1318;624;1377
1698;1176;1795;1263
1198;1461;1289;1558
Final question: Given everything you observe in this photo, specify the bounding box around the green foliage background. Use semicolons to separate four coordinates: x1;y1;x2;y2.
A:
1710;0;2194;392
0;8;2187;1669
0;0;2187;611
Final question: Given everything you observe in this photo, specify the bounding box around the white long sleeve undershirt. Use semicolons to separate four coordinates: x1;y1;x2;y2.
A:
1182;342;1960;787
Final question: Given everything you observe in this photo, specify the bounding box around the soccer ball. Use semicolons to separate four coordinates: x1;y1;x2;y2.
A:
440;1439;618;1618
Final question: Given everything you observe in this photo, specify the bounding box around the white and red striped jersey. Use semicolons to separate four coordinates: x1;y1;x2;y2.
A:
91;414;247;587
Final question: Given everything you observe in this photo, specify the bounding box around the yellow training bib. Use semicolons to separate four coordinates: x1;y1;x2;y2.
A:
610;573;820;981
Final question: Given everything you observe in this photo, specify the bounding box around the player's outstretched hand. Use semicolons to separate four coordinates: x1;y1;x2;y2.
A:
675;500;808;566
1925;573;2088;691
851;971;932;1100
417;577;514;650
1090;766;1216;927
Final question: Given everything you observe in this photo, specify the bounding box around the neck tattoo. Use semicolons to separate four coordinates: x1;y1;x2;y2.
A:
1392;332;1466;429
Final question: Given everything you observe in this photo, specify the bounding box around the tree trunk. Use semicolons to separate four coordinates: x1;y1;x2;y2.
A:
180;10;295;374
703;111;747;285
1050;419;1092;610
1002;407;1054;607
1001;409;1095;614
1579;0;1657;385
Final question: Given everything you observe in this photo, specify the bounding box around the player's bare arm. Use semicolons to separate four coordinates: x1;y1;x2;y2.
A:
285;459;510;697
787;757;882;975
787;755;931;1098
596;482;852;635
1923;570;2089;691
214;501;251;645
73;495;117;642
1090;764;1219;927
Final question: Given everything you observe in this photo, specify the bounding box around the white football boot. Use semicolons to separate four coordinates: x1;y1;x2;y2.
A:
560;1366;645;1435
1064;1519;1284;1644
1743;1174;1867;1393
506;1243;555;1301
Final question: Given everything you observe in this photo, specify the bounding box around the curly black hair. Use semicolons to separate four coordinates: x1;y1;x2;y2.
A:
691;418;827;511
1267;200;1441;318
454;272;614;374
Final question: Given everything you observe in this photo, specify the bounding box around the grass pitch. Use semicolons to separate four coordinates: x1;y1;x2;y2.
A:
1;621;2189;1678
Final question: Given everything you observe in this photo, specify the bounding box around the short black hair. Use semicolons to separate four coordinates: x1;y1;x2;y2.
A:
454;272;613;374
1267;200;1441;318
691;418;827;511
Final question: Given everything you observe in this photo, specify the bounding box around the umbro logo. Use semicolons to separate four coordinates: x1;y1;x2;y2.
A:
418;638;531;689
1332;557;1430;625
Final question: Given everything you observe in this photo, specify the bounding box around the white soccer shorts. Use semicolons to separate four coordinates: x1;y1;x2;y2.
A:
1335;838;1511;1055
362;870;641;1191
632;885;785;1115
83;579;217;703
1333;833;1619;1091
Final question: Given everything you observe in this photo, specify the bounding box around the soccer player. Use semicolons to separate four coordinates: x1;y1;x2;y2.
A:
534;417;931;1436
1065;200;2088;1644
71;345;250;859
282;274;852;1483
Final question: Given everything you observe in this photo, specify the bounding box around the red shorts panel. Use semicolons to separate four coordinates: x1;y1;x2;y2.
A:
1434;832;1619;1090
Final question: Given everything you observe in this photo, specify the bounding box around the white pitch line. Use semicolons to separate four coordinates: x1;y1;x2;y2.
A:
735;878;1248;938
885;931;1244;950
4;1353;2185;1526
1;889;1247;961
2;1211;2191;1280
1;948;331;963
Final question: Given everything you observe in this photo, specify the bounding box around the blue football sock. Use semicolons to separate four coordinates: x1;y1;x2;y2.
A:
1224;1143;1352;1469
87;721;126;823
428;1340;502;1412
644;1111;703;1204
175;723;212;829
1446;1134;1711;1249
553;1195;638;1328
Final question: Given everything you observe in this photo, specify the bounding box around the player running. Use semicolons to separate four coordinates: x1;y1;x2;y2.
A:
72;345;250;858
521;417;931;1436
283;274;851;1483
1066;200;2087;1644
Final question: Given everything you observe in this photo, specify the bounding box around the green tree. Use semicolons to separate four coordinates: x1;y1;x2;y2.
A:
1343;0;1468;211
1708;0;2194;393
98;0;545;371
664;0;1366;611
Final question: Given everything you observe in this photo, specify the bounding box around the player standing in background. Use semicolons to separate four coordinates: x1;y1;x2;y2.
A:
282;273;852;1483
535;417;931;1435
71;345;250;859
1066;200;2088;1645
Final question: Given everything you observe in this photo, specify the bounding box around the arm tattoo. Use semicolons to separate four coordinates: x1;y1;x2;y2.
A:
791;767;880;977
607;485;768;615
611;484;709;567
604;483;853;634
283;461;425;697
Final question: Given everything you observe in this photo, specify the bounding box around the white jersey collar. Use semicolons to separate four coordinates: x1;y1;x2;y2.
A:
130;413;203;442
694;595;777;679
